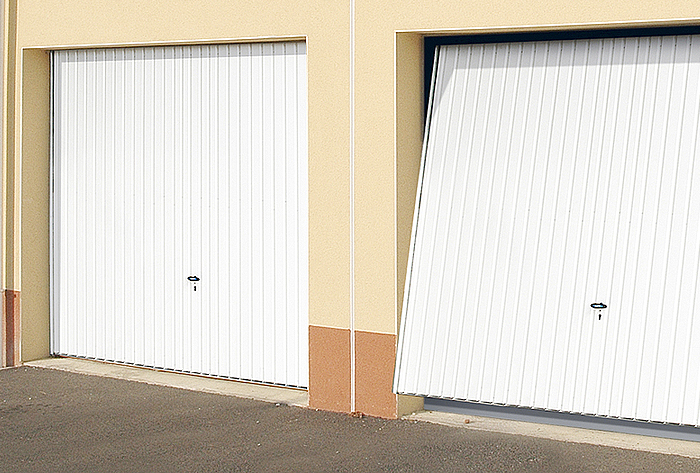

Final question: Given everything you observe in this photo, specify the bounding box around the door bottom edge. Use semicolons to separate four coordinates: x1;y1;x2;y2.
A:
423;397;700;442
45;353;308;390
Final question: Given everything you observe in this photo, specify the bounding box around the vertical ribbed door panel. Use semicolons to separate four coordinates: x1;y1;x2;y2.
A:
52;42;308;388
395;36;700;426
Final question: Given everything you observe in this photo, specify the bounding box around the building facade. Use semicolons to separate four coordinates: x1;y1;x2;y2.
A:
3;0;700;432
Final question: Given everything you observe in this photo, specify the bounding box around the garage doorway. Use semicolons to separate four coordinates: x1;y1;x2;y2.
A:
51;42;308;388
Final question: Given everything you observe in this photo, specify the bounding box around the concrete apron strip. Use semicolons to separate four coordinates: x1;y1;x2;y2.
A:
406;410;700;459
25;358;309;408
21;358;700;459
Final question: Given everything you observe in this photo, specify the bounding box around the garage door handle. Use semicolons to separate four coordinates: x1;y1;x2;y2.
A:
187;276;200;282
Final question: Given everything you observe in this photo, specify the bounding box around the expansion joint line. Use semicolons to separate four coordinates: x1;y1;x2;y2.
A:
349;0;356;413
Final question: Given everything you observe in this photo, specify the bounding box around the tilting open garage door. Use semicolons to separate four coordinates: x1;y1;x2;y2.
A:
51;42;308;388
395;35;700;426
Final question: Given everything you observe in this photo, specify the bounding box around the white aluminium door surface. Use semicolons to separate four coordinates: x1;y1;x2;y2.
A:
395;36;700;426
52;42;308;388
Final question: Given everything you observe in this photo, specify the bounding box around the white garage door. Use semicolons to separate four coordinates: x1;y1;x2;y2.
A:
51;42;308;388
395;35;700;426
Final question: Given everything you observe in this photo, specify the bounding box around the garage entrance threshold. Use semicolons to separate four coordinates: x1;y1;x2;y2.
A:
25;357;308;408
423;398;700;442
407;401;700;459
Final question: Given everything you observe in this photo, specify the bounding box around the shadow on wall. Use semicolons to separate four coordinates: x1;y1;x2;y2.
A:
423;25;700;120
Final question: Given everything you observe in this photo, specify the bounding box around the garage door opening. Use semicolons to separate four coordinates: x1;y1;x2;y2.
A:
51;42;308;388
396;31;700;430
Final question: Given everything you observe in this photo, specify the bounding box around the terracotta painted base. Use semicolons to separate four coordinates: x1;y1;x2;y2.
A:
355;330;398;418
307;326;407;418
308;325;351;412
3;289;20;367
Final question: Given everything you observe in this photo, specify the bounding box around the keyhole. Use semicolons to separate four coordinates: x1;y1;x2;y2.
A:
187;276;200;292
590;302;607;321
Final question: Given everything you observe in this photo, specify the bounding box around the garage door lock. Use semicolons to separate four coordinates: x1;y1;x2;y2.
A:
188;276;200;291
590;302;607;320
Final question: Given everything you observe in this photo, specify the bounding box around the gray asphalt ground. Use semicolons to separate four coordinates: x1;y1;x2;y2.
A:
1;366;699;472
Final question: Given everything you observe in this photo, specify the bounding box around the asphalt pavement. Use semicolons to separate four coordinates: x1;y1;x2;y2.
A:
1;366;699;472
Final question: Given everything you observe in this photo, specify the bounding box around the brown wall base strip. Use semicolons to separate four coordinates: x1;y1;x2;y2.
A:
308;325;351;413
355;331;398;418
4;289;20;367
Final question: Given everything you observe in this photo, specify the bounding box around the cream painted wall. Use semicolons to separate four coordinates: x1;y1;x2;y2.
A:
12;0;352;360
2;0;17;367
20;48;49;361
395;33;424;336
353;0;700;335
9;0;700;370
0;0;3;367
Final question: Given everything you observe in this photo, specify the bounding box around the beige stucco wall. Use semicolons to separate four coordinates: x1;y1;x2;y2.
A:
10;0;352;360
19;48;49;361
6;0;700;412
353;1;700;337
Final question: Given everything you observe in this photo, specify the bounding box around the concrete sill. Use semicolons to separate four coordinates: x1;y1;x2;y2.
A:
25;357;309;408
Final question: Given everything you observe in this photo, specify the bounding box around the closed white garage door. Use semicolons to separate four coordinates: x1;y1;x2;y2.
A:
395;35;700;425
51;42;308;388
